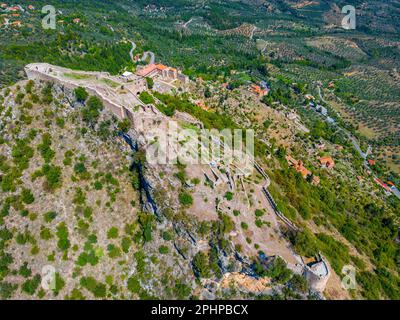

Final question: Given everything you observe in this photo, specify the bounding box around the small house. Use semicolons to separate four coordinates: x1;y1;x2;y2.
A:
319;156;335;169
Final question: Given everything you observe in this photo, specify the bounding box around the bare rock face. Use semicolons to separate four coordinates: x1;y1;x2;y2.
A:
221;272;271;294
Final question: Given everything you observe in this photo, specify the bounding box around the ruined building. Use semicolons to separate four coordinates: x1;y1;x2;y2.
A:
304;253;330;292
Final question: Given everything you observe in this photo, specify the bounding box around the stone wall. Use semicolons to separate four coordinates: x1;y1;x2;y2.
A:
25;66;125;119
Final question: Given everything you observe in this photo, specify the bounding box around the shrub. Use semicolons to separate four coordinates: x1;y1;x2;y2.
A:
224;192;233;201
264;257;292;284
178;192;193;206
192;251;211;278
139;91;155;104
162;231;172;241
174;281;191;299
289;274;308;293
44;211;57;223
25;80;34;94
22;274;41;295
41;84;53;104
21;188;34;204
127;276;141;294
107;227;119;239
107;244;122;258
138;212;154;243
82;96;103;123
357;271;382;299
121;237;132;253
94;181;103;190
118;118;131;133
80;276;107;298
159;246;169;254
38;133;55;163
56;222;70;251
56;118;65;128
19;262;32;278
40;227;53;240
53;273;65;296
0;282;17;299
219;214;234;234
74;87;88;102
145;77;154;89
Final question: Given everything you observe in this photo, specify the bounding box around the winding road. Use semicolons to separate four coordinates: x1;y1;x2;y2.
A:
129;40;155;65
315;85;400;200
316;84;370;160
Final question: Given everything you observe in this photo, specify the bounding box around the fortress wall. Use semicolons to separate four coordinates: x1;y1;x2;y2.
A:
81;86;125;119
25;68;56;84
99;97;125;119
25;65;168;121
177;73;189;84
25;67;126;120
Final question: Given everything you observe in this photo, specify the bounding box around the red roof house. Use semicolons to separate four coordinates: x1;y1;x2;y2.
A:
319;156;335;169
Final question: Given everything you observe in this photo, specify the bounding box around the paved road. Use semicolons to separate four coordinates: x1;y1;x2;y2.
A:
183;17;193;28
129;41;136;61
316;84;370;160
141;51;155;64
250;26;257;40
129;41;155;64
315;85;400;200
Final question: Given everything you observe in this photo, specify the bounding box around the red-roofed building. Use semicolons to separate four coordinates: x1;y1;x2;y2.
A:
286;155;314;180
368;159;376;166
137;63;165;77
11;20;21;27
28;5;35;10
1;3;7;9
374;178;391;193
319;156;335;169
8;5;20;11
136;63;189;84
195;100;209;111
249;84;269;97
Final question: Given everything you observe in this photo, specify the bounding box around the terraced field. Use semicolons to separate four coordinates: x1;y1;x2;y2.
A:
306;37;367;61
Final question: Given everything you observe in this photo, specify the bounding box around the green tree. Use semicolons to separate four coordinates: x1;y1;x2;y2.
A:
145;77;154;89
21;188;34;204
179;192;193;206
192;251;211;278
74;87;88;102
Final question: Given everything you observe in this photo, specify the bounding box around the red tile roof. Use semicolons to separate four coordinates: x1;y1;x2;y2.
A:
136;63;170;77
319;156;335;169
